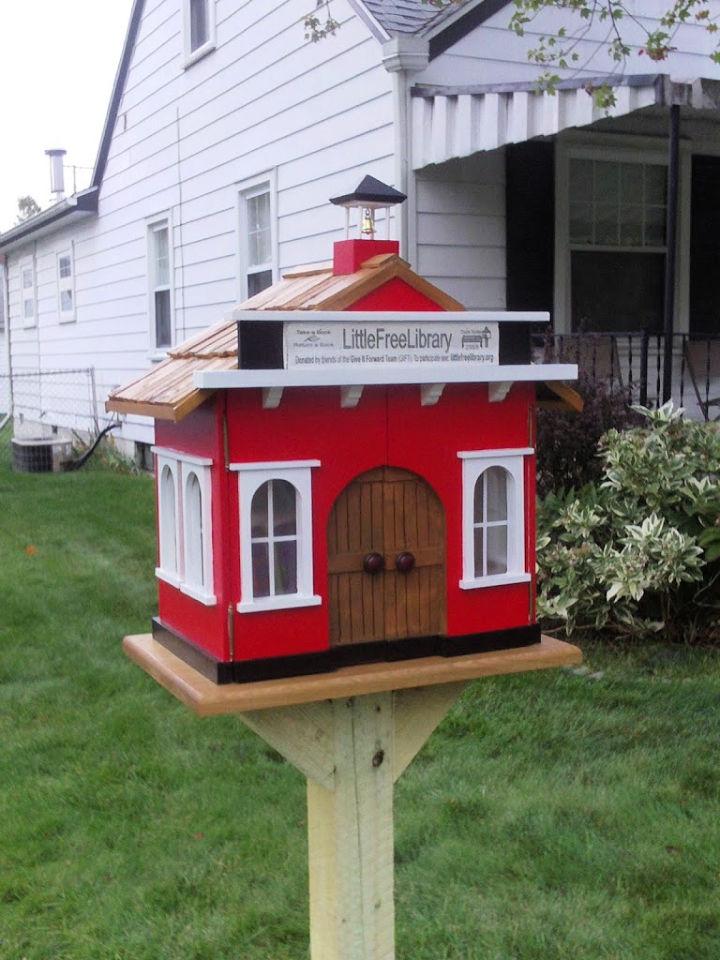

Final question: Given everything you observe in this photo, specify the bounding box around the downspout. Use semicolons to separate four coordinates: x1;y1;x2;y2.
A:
0;253;12;431
381;37;429;264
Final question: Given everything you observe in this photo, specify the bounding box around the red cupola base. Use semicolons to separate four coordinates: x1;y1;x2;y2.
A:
333;239;399;275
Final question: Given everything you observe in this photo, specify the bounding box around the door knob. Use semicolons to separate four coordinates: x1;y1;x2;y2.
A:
395;551;415;573
363;552;385;575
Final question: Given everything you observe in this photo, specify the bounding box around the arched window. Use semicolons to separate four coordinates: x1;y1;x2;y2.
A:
153;447;215;605
184;471;205;588
473;466;509;578
250;479;298;598
459;449;532;589
233;460;321;612
159;464;178;576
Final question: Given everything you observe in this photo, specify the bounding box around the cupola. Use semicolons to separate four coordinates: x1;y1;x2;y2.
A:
330;175;407;275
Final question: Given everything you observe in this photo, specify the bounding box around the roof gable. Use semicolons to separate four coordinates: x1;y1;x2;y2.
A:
358;0;483;40
361;0;447;34
106;252;463;421
92;0;145;189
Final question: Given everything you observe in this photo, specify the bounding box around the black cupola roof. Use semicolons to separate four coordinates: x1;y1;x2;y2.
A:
330;175;407;208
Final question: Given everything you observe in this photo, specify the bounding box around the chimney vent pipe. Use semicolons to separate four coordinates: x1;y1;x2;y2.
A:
45;149;67;201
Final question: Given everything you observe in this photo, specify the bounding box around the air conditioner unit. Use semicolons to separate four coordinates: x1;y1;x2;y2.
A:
11;436;73;473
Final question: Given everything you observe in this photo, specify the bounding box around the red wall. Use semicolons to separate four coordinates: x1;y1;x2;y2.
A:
224;381;535;661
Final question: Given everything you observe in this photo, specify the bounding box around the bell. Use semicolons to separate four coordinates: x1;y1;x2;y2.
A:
360;208;376;238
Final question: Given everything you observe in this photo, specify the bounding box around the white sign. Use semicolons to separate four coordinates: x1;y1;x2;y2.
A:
284;320;499;370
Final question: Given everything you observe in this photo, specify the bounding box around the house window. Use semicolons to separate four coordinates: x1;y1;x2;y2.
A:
58;250;75;321
239;179;275;300
148;219;172;351
565;154;667;333
569;158;667;249
183;0;216;66
21;260;35;327
153;448;216;605
231;460;321;612
458;449;533;590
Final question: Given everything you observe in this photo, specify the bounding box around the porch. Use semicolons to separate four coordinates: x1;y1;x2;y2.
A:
410;74;720;421
533;331;720;421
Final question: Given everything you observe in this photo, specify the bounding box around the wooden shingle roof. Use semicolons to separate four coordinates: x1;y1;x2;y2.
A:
106;252;463;421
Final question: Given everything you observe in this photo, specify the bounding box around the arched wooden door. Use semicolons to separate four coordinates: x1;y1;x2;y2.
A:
327;468;446;646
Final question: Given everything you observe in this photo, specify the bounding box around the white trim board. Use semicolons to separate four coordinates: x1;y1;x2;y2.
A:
194;364;578;390
230;310;550;325
230;460;321;472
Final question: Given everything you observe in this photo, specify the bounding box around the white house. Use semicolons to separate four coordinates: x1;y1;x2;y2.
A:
1;0;719;457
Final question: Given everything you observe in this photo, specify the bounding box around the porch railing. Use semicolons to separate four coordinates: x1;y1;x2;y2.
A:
533;332;720;422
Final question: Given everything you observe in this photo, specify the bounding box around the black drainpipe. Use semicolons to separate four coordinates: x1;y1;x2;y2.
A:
662;103;681;403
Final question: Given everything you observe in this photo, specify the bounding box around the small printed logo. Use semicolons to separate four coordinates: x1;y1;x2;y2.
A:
302;334;321;344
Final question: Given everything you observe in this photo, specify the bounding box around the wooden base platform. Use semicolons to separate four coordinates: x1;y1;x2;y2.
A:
123;633;582;715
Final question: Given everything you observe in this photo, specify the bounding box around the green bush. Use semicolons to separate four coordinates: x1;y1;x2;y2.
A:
537;403;720;640
536;373;642;496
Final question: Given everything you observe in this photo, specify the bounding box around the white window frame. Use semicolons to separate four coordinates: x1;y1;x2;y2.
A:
57;248;75;323
231;459;321;613
152;447;216;606
458;448;533;590
182;0;216;68
20;257;36;328
156;455;181;587
237;171;277;303
146;214;174;360
182;462;215;604
554;133;691;334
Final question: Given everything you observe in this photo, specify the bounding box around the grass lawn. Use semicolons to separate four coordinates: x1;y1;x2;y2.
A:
1;429;720;959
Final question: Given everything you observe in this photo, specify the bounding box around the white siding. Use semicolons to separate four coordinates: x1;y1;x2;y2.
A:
417;0;720;87
5;0;393;445
414;151;506;310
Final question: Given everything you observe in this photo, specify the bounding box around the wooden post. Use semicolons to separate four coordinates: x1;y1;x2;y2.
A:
242;684;467;960
307;694;395;960
122;633;582;958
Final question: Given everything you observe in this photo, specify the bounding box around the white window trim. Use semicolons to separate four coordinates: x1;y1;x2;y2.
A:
20;256;36;329
236;170;278;303
57;248;75;323
182;0;216;68
554;133;691;335
181;463;215;604
233;460;320;613
458;449;532;591
146;213;174;360
156;455;181;588
152;447;216;606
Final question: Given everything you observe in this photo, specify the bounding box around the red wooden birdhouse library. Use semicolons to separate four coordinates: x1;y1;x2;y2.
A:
108;178;579;683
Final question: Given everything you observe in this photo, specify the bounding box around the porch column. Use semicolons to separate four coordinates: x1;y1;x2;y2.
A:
662;104;681;403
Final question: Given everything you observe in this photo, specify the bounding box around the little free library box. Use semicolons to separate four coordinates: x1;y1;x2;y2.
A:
107;232;581;685
109;191;583;959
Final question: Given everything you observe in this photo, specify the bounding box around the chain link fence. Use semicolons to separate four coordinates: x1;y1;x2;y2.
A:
0;367;100;469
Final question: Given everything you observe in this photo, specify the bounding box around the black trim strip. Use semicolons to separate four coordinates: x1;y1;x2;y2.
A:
152;617;541;685
429;0;509;61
